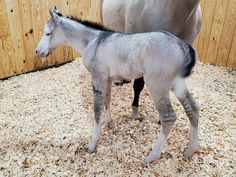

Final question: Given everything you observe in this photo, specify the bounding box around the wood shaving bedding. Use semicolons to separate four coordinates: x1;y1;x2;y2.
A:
0;58;235;176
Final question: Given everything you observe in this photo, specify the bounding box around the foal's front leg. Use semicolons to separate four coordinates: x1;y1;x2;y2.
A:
88;75;108;153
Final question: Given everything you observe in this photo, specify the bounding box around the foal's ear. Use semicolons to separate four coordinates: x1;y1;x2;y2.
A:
49;8;62;25
49;9;54;19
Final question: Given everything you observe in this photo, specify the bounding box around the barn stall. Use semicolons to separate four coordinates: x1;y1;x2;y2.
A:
0;0;236;176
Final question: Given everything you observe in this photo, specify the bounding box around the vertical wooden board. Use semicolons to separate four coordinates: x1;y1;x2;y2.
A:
227;28;236;68
90;0;101;23
0;38;6;78
0;36;16;78
0;0;10;37
197;0;217;63
216;0;236;67
31;0;48;69
61;0;74;62
206;0;229;65
18;0;36;71
5;0;27;74
68;0;81;17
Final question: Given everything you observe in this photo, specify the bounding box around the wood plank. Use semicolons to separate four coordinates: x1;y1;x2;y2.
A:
0;38;6;78
197;0;217;63
0;0;10;37
31;0;48;69
0;35;16;78
5;0;27;74
216;0;236;67
18;0;35;71
206;0;229;65
61;0;74;62
227;28;236;68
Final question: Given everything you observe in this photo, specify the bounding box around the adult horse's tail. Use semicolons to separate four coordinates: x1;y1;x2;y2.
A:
180;44;196;78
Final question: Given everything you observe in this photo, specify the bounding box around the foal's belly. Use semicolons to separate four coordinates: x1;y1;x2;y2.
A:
109;63;143;81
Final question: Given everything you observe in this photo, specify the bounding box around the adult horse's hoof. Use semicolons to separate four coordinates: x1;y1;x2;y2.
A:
131;114;143;122
131;106;143;121
114;80;131;86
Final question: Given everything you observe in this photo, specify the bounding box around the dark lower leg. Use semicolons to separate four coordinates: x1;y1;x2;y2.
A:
131;77;144;120
132;77;145;107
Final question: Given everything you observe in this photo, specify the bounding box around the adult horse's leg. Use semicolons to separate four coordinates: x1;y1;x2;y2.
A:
88;75;108;153
131;77;161;124
172;78;200;158
131;77;144;120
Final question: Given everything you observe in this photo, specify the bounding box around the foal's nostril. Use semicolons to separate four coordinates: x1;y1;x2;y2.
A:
35;50;38;54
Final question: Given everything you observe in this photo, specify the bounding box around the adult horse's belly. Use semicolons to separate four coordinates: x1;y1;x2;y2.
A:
102;0;126;32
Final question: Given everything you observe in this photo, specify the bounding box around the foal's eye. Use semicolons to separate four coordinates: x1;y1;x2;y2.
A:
45;32;52;36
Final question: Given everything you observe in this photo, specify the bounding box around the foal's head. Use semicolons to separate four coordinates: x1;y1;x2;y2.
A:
35;8;65;57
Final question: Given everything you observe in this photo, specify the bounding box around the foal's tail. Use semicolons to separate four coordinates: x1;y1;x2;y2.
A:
180;44;196;78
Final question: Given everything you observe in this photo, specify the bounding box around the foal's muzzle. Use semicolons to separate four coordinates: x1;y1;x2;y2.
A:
35;49;51;58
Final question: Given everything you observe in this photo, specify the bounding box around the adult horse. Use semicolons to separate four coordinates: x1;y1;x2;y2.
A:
102;0;202;120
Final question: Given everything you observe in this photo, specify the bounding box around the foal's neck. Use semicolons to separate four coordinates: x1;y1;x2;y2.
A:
61;18;100;56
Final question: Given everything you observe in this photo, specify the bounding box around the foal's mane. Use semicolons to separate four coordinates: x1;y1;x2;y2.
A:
67;16;115;32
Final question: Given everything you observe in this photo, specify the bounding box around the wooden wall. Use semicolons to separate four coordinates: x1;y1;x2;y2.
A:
0;0;235;79
0;0;101;79
195;0;236;68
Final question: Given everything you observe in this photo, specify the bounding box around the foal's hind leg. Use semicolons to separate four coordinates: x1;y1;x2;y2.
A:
144;77;176;163
131;77;145;120
172;78;200;158
144;96;177;163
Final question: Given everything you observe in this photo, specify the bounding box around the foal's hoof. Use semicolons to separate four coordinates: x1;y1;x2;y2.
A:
103;119;112;127
144;154;160;164
87;144;96;154
183;147;198;159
